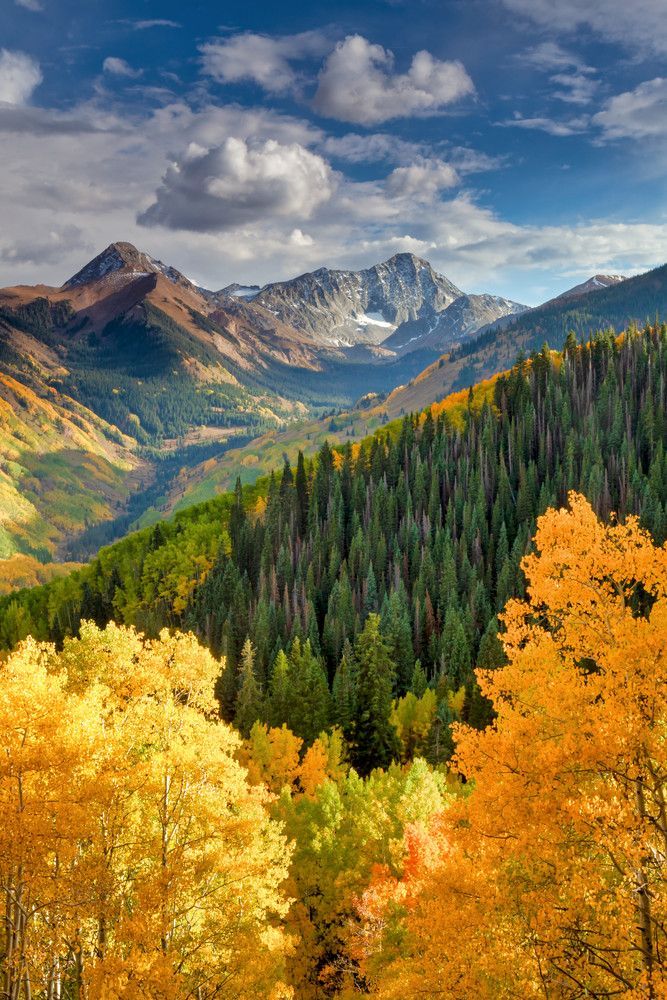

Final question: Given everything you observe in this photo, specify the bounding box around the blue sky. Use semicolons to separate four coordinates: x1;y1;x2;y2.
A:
1;0;666;303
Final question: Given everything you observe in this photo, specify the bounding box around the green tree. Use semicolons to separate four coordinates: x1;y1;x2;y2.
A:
352;614;400;774
234;637;264;737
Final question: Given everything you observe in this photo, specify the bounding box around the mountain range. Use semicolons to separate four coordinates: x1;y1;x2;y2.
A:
1;240;666;572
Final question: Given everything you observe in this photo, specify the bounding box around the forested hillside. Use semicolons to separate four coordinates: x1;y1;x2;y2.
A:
3;326;665;765
459;261;667;370
2;325;667;998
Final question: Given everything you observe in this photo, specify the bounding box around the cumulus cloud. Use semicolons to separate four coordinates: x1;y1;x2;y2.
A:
201;31;330;95
103;57;142;79
15;0;43;10
138;137;335;232
0;91;664;302
502;0;667;56
313;35;474;125
593;78;667;139
386;159;459;201
0;50;42;105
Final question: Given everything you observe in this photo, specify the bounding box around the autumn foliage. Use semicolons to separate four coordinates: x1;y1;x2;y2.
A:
0;624;292;999
364;493;667;998
2;490;667;998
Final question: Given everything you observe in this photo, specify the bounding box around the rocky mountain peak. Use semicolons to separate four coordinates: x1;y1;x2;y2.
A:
62;242;193;291
380;251;432;270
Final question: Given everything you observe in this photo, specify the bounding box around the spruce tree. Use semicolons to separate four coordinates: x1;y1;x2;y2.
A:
352;614;400;774
234;637;264;737
411;659;428;698
332;639;357;742
286;638;331;743
268;649;290;728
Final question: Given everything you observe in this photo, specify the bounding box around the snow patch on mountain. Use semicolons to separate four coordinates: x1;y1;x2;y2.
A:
355;312;396;329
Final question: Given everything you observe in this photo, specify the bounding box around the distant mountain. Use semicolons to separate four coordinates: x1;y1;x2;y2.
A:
0;243;661;567
250;253;525;353
0;242;526;446
378;261;665;428
463;263;667;376
63;241;195;292
382;291;527;356
547;273;626;304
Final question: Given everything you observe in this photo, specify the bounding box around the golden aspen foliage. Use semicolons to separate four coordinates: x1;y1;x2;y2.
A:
366;493;667;999
241;722;304;793
297;729;348;797
0;622;293;1000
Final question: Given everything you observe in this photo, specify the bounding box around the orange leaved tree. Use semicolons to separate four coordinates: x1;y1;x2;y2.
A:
367;493;667;999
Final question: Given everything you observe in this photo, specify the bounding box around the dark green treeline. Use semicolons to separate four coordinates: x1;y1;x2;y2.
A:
190;327;667;758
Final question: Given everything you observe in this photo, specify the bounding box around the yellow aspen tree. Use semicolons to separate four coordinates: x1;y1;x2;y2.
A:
0;623;294;1000
0;638;105;999
368;494;667;999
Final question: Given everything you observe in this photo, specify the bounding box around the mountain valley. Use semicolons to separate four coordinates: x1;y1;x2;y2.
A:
1;243;666;574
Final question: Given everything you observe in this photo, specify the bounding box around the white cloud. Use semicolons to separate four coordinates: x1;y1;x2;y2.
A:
103;57;142;79
289;228;314;247
200;31;329;95
313;35;474;125
0;225;87;266
138;137;335;232
147;101;323;149
0;50;42;105
521;42;588;73
502;0;667;56
131;20;181;30
386;159;459;201
502;113;590;136
0;93;664;304
321;132;426;164
550;72;598;105
593;78;667;139
15;0;43;10
519;42;598;105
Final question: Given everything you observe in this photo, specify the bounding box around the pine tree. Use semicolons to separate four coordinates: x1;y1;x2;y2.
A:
234;637;264;737
352;614;400;774
427;696;455;765
410;659;428;698
268;648;290;728
286;638;331;744
294;451;308;537
332;639;357;742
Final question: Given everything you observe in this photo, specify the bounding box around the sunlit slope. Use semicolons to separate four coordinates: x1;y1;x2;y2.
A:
0;371;140;561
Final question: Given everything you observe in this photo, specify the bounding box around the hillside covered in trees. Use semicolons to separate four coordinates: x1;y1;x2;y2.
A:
2;326;666;769
1;325;667;997
1;491;666;998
